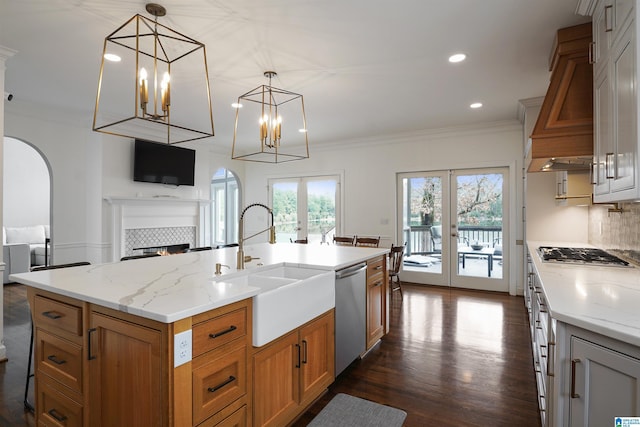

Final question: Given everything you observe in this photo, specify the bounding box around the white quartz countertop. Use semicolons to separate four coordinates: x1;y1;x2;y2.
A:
10;243;389;323
527;241;640;347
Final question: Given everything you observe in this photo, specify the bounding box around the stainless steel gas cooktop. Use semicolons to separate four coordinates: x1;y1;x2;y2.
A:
537;246;630;267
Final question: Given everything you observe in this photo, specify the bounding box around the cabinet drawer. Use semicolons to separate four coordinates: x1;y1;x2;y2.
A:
193;307;247;357
34;295;82;337
366;256;385;277
193;342;247;424
37;378;83;427
37;329;83;395
197;405;247;427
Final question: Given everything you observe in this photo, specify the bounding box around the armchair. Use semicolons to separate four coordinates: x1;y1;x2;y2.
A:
3;243;31;284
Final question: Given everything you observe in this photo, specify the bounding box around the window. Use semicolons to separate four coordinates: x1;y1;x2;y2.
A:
211;168;240;247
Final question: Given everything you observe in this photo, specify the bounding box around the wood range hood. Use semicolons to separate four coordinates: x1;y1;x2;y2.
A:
528;22;593;172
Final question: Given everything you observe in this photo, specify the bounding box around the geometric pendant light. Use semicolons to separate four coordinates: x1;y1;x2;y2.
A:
93;3;214;144
232;71;309;163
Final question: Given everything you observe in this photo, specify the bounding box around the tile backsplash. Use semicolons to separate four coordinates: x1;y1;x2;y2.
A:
589;202;640;264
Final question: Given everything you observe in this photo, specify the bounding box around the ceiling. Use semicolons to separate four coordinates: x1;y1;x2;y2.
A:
1;0;590;150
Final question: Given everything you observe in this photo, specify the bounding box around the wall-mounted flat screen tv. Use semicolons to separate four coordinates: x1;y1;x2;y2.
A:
133;139;196;186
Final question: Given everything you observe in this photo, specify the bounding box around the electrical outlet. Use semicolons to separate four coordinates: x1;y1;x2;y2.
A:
174;329;192;367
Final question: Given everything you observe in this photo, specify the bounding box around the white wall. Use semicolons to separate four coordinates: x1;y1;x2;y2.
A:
241;122;526;293
2;136;49;226
526;172;589;242
243;123;524;238
5;94;531;295
5;99;245;264
5;102;97;264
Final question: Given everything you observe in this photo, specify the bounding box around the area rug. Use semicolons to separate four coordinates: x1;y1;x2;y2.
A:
308;393;407;427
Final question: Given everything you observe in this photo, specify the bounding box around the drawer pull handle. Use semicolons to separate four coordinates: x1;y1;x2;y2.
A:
42;311;63;320
571;358;581;398
88;328;97;360
48;409;68;422
208;376;236;393
295;343;301;368
209;325;237;339
373;281;383;287
302;340;308;364
47;355;67;365
374;265;383;271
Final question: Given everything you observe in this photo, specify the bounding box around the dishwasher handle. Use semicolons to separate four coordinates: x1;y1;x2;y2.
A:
335;263;367;279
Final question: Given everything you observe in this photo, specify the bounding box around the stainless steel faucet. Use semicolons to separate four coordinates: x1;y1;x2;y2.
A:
237;203;276;269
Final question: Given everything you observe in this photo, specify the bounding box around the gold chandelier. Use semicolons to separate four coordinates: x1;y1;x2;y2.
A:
93;3;214;144
232;71;309;163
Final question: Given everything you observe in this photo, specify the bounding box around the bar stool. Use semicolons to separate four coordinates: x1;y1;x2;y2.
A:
120;253;161;261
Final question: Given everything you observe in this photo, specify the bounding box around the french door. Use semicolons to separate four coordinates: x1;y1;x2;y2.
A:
397;168;508;292
269;175;340;244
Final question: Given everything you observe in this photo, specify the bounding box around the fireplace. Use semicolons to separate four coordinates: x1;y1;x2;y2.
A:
105;196;211;261
133;243;190;256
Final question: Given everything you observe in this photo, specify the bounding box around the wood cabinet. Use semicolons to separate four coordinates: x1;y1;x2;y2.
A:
527;23;593;172
585;0;640;202
252;310;334;427
27;288;252;427
366;256;386;349
88;309;166;426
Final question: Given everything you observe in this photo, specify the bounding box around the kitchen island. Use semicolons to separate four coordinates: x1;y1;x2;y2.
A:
526;241;640;427
11;243;390;427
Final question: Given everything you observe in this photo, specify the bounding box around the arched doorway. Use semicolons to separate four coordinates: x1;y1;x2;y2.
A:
2;136;53;267
211;168;240;247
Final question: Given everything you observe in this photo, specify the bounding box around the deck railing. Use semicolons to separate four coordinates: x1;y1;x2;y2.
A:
404;225;502;256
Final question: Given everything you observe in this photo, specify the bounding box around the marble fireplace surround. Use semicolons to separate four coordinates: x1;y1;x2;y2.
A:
105;196;210;261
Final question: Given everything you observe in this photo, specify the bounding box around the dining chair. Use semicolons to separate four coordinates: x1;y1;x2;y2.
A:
25;261;91;412
333;236;355;246
355;236;380;248
388;243;405;298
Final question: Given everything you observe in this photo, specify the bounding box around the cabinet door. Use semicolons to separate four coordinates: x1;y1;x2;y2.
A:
611;22;637;193
570;336;640;426
594;65;613;196
88;312;165;426
253;332;299;427
299;312;334;404
593;0;613;75
366;275;385;349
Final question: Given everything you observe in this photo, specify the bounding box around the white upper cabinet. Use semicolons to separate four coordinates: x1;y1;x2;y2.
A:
582;0;640;202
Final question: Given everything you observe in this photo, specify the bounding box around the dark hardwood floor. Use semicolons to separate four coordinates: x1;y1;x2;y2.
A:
293;284;541;427
1;283;35;427
1;282;539;427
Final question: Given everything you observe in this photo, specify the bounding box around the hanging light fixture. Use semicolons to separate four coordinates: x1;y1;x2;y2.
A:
232;71;309;163
93;3;214;144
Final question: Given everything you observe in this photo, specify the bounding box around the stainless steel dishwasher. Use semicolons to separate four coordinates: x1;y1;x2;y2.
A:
335;262;367;376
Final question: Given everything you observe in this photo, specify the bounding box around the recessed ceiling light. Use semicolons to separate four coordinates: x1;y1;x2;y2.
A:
231;102;242;108
299;128;307;133
470;102;483;109
449;53;466;63
103;53;121;62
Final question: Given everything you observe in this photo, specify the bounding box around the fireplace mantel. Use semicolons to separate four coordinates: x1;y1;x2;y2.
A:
104;196;211;206
105;196;211;261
